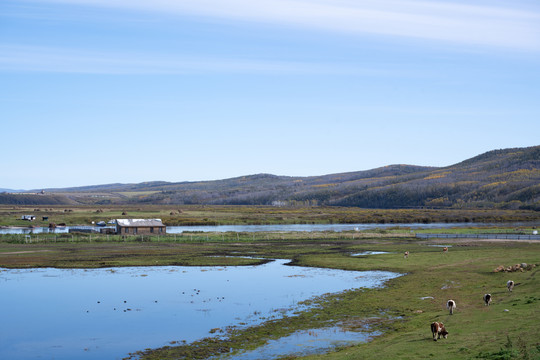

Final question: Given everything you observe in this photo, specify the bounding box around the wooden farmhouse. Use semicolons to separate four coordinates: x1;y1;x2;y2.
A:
115;219;166;235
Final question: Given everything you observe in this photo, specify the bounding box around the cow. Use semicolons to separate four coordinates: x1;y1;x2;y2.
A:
431;322;448;341
446;299;456;315
404;251;409;259
483;293;492;306
443;247;448;254
507;280;514;292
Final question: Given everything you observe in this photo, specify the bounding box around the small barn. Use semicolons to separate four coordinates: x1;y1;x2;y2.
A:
115;219;166;235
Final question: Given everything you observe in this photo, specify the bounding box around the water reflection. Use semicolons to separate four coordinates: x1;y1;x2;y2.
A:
351;251;389;256
217;326;381;359
0;222;530;235
164;222;532;233
0;260;399;360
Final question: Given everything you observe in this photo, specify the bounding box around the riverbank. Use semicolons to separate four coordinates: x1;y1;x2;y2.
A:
122;236;540;360
1;259;395;360
1;234;539;359
135;237;540;360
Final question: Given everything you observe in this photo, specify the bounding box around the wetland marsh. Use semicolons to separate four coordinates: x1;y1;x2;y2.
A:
0;205;539;360
0;258;398;360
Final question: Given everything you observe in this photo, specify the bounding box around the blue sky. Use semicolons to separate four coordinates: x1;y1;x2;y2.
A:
1;0;539;189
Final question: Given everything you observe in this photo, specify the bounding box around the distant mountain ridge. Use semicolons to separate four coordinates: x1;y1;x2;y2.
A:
0;188;24;193
2;146;539;210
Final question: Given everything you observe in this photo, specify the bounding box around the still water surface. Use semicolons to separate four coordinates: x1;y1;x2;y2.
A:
218;326;380;359
0;259;399;360
0;222;527;234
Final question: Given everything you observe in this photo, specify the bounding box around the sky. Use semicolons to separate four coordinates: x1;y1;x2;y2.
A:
1;0;539;190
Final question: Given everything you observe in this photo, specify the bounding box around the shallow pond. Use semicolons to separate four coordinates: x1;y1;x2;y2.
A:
351;251;390;256
0;260;399;360
215;325;381;359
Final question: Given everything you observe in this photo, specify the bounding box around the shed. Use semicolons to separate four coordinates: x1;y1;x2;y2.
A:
115;219;166;235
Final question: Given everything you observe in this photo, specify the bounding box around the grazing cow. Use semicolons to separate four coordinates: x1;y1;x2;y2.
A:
507;280;514;292
404;251;409;259
483;293;492;306
446;299;456;315
431;322;448;341
443;247;448;254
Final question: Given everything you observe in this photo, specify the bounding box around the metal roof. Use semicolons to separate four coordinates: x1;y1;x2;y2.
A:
115;219;164;227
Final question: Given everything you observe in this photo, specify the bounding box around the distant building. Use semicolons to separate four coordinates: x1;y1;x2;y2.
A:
115;219;166;235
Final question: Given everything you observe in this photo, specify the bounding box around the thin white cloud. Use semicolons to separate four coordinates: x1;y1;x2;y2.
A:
0;44;388;74
27;0;540;51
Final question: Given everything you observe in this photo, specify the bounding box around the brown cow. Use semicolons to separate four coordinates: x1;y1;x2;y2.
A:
431;322;448;341
507;280;514;292
446;299;456;315
483;293;492;306
404;251;409;259
443;247;448;254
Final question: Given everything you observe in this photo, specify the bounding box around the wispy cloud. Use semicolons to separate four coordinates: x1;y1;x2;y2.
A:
28;0;540;51
0;44;388;75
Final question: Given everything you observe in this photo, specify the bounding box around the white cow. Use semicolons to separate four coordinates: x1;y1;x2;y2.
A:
507;280;514;292
446;299;456;315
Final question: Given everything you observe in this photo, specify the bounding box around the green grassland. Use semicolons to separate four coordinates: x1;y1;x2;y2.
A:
294;242;540;360
130;238;540;360
0;231;538;360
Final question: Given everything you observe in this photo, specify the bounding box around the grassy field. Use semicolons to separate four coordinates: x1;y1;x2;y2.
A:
0;231;539;360
1;205;538;227
294;241;540;360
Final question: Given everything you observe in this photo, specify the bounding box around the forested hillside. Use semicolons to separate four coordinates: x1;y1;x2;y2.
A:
2;146;539;210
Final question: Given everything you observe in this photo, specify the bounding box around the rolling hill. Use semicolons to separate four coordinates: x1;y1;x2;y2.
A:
2;146;539;210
